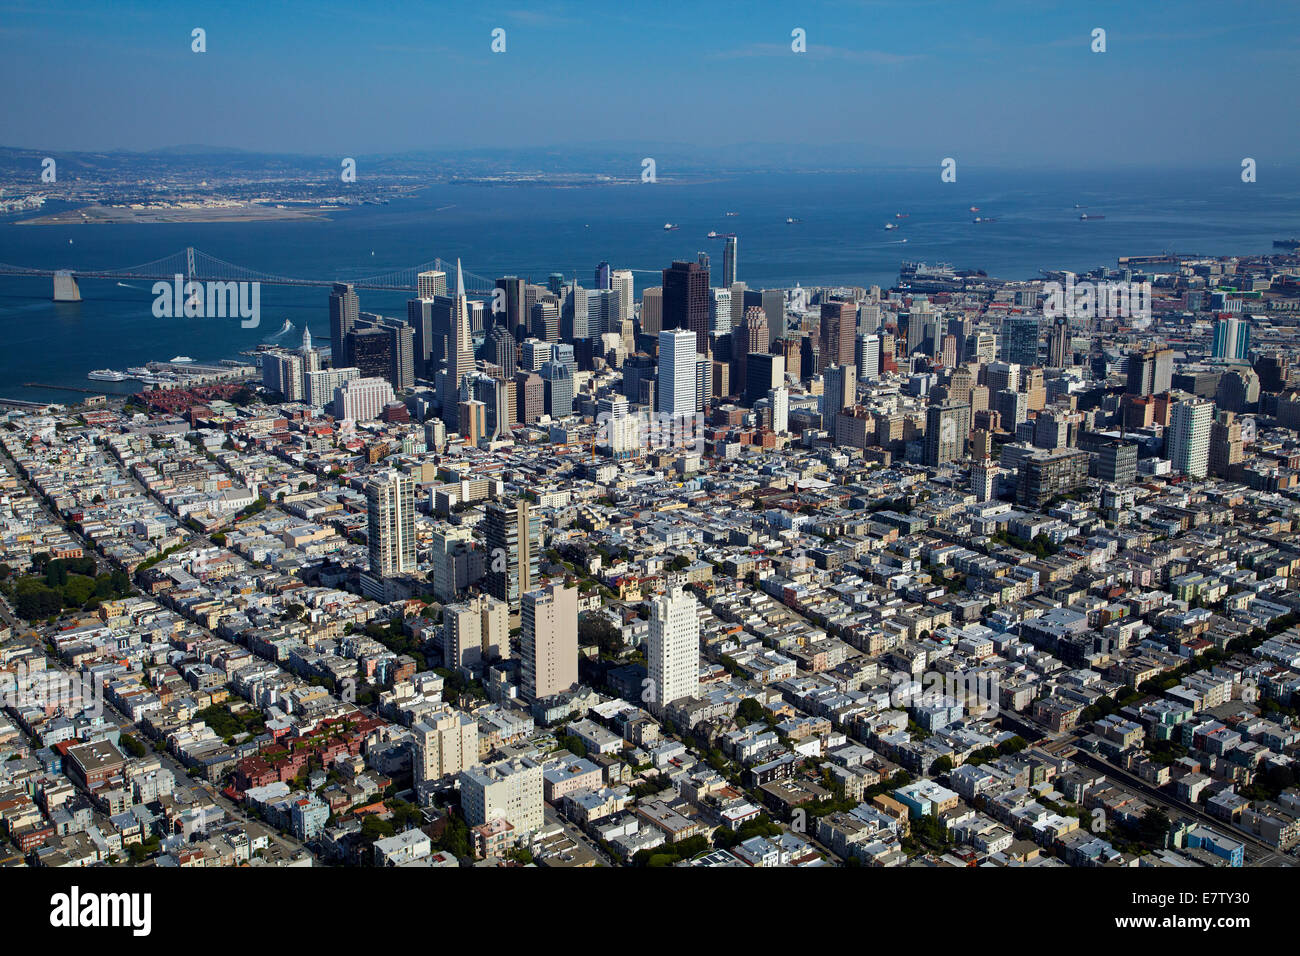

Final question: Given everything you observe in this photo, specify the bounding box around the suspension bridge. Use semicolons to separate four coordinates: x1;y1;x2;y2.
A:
0;246;500;300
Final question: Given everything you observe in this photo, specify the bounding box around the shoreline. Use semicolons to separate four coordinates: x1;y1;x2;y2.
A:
18;204;334;226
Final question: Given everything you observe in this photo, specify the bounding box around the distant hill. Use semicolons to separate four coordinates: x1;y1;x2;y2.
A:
0;142;902;181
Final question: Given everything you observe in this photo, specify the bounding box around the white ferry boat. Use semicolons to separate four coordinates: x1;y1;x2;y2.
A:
88;369;128;382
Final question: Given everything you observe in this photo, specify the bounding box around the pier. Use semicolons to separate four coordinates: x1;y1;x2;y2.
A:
22;382;109;395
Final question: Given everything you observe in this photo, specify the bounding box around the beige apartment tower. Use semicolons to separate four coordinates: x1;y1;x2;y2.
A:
520;583;578;701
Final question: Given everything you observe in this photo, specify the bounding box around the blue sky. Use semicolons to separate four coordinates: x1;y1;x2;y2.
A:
3;0;1298;167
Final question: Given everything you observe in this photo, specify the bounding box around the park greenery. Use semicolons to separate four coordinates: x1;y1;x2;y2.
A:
0;555;132;619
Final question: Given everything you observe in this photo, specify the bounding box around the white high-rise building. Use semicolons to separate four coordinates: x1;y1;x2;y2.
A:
647;585;700;713
430;525;478;603
366;471;415;577
521;339;552;371
305;366;359;408
723;235;738;287
459;757;543;834
1169;396;1213;479
443;593;509;671
521;583;578;701
972;461;998;502
600;397;642;457
859;303;882;334
610;269;634;326
657;329;698;419
413;704;478;784
709;287;733;337
300;326;320;373
262;350;304;402
856;333;880;382
417;270;447;299
334;376;394;421
769;386;789;434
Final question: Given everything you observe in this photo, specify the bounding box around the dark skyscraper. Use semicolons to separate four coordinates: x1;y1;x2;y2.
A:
483;499;541;612
819;299;856;373
351;313;414;390
495;276;526;342
801;335;820;381
1000;315;1041;367
744;352;782;408
662;260;710;353
1255;352;1288;392
595;261;611;290
329;283;359;366
925;402;971;467
411;296;461;380
1125;347;1173;396
407;298;434;379
946;314;969;366
1048;316;1071;368
731;306;767;398
484;323;517;374
346;326;392;382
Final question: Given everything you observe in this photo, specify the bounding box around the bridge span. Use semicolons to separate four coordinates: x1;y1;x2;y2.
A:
0;246;500;300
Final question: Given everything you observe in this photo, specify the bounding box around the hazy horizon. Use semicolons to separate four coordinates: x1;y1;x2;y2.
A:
3;0;1298;168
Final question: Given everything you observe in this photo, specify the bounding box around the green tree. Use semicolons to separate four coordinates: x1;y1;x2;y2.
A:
735;698;767;725
1138;808;1171;847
